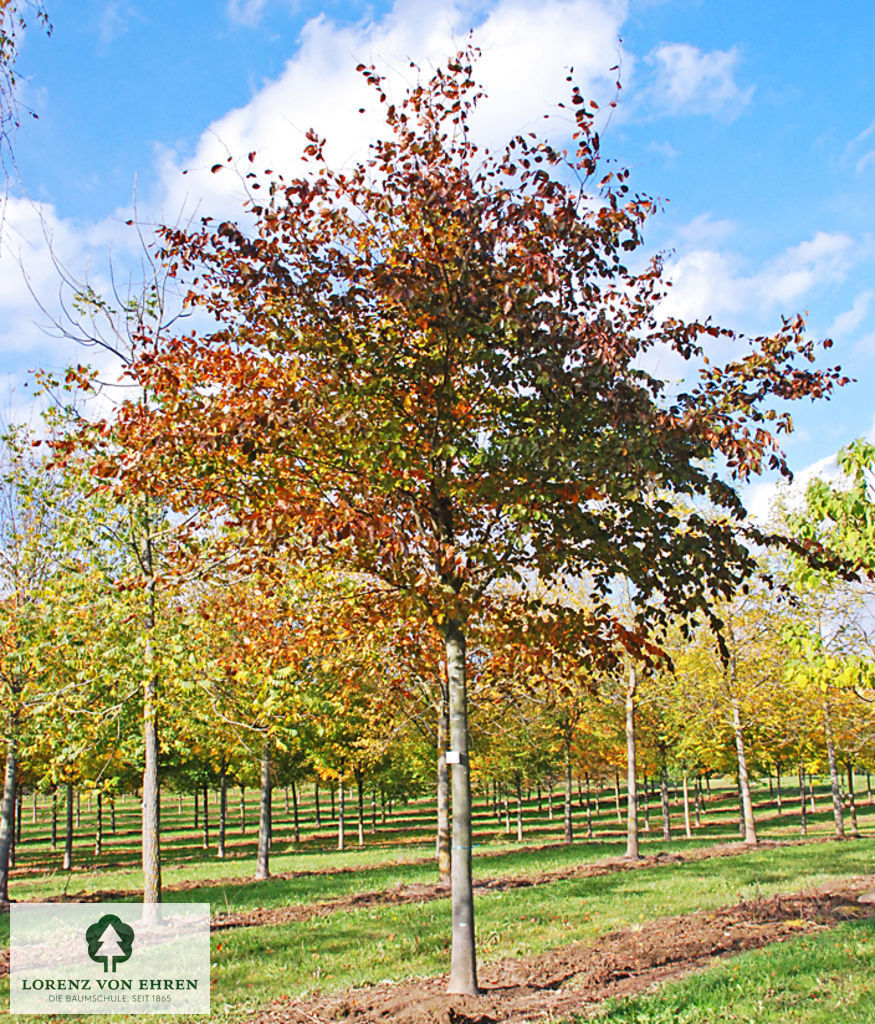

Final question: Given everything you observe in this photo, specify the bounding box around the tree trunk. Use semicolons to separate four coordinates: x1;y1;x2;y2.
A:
284;786;289;815
515;770;523;843
503;790;510;834
202;782;209;850
730;690;758;845
64;780;73;871
436;694;451;885
240;785;246;834
0;730;17;904
194;787;199;830
624;666;640;860
8;784;15;869
808;771;816;813
337;774;345;852
547;782;553;820
356;770;365;847
563;732;574;844
775;761;782;814
15;788;21;845
642;775;651;833
584;773;593;839
613;768;622;825
682;772;692;839
110;798;116;835
798;761;807;836
444;619;478;995
32;788;37;825
51;787;57;851
142;660;161;910
255;739;272;879
94;792;103;855
694;775;702;827
371;787;377;834
824;698;845;838
846;761;860;837
218;771;227;859
291;779;300;843
659;743;671;842
867;771;873;805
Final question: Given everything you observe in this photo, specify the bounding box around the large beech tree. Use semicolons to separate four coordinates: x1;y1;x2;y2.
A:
113;53;844;993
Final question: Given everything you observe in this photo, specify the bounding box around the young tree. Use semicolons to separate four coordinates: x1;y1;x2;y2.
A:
109;53;844;993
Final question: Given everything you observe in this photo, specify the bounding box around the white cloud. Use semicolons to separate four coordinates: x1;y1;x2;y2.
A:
226;0;272;27
644;42;753;118
156;0;630;223
829;289;873;339
659;230;856;324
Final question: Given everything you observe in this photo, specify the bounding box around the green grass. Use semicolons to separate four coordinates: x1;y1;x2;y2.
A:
587;918;875;1023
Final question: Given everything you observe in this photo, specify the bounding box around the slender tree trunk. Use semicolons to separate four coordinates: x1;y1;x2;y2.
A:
284;786;289;815
8;784;15;869
642;775;651;833
624;666;640;860
32;788;37;825
824;698;845;837
380;785;386;824
436;694;451;885
547;781;553;820
202;782;209;850
337;774;345;852
846;761;860;837
194;787;199;830
659;743;671;842
515;770;523;843
76;790;80;828
444;618;478;995
110;798;116;835
808;771;816;813
536;783;542;813
613;768;622;824
563;732;574;844
584;773;593;839
730;688;758;845
775;761;782;814
867;771;873;805
140;543;162;918
682;772;692;839
94;792;103;855
291;779;300;843
503;790;510;834
0;729;16;904
796;761;807;835
218;771;227;859
255;739;272;879
694;775;702;827
239;786;246;834
371;787;377;834
51;787;57;851
15;788;21;845
64;780;73;871
356;770;365;847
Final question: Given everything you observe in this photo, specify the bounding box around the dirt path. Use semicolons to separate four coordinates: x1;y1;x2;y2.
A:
209;838;829;931
247;876;875;1024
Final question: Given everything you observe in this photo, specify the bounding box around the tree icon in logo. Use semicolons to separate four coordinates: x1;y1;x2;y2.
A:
86;914;135;972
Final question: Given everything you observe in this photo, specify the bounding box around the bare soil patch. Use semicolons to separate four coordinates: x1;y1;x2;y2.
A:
248;876;875;1024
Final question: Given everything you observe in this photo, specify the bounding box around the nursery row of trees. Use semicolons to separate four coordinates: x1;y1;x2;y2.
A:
1;51;873;995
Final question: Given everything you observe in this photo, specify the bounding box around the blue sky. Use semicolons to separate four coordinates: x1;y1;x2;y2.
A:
2;0;874;514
